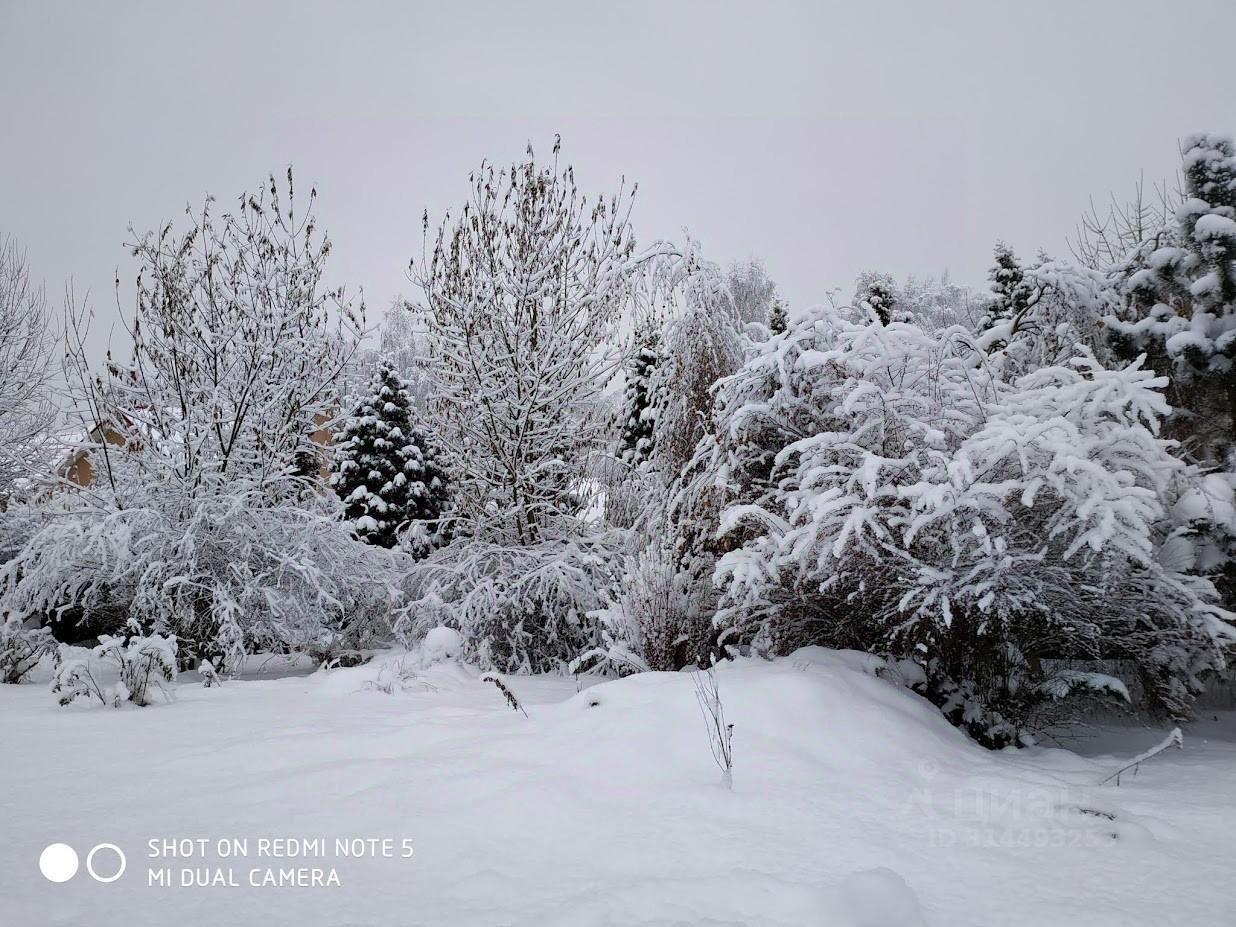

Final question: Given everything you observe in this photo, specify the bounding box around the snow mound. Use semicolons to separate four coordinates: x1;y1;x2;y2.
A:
832;868;926;927
421;625;463;665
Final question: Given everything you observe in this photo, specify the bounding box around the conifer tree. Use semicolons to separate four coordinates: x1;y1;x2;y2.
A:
987;242;1032;323
855;272;901;325
618;334;660;466
767;297;788;335
332;360;448;552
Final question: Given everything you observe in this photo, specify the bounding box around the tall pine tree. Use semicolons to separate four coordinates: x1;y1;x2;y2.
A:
332;360;448;552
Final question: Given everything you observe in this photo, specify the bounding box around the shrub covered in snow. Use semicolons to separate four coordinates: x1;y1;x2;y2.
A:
199;658;221;688
596;254;750;672
2;491;400;672
0;617;56;684
396;535;622;673
599;531;714;672
53;633;178;708
701;305;1235;744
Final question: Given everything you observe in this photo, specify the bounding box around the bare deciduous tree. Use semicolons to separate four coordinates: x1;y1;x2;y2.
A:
1069;174;1177;272
0;173;392;671
414;139;655;545
0;237;56;498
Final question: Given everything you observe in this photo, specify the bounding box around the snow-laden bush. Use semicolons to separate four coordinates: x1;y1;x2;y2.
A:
199;658;221;688
363;656;430;695
705;306;1235;745
395;534;623;674
53;633;177;708
976;252;1121;377
591;532;714;672
2;491;401;672
0;617;56;683
420;625;462;665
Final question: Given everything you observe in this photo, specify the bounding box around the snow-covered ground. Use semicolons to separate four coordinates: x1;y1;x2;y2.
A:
1;647;1234;927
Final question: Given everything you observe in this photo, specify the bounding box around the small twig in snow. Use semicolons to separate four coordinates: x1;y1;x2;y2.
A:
481;672;528;717
1100;727;1182;786
693;661;734;789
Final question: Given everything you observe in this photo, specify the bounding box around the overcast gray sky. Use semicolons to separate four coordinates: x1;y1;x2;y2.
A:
3;0;1234;360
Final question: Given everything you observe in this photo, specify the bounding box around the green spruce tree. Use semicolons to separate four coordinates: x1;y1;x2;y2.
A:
332;360;448;552
987;242;1032;324
767;297;788;335
618;334;661;466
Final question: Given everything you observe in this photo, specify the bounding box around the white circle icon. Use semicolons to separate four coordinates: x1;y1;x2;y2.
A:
86;844;126;883
39;843;79;883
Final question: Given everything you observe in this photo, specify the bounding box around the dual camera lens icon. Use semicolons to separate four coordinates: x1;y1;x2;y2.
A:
39;843;126;884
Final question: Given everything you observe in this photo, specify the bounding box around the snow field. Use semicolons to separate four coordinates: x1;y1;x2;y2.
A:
1;648;1233;926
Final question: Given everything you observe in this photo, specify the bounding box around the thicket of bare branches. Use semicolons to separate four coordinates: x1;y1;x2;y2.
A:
0;237;57;498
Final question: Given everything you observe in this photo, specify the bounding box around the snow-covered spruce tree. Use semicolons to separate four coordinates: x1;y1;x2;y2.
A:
985;242;1033;328
1104;134;1236;605
854;271;906;325
342;299;433;412
767;297;788;335
1107;134;1236;459
616;331;661;468
332;359;448;553
0;172;399;672
400;142;668;672
707;306;1234;746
